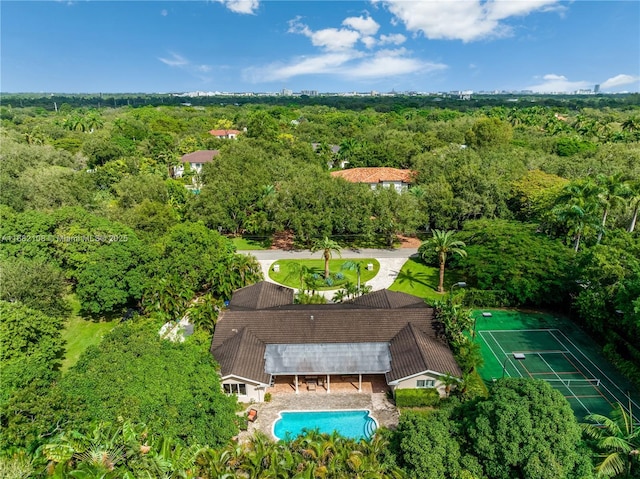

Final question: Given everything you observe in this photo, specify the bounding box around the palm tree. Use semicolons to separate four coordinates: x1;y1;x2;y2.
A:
626;179;640;233
310;237;341;279
621;117;640;133
341;260;366;292
553;179;600;252
188;292;223;334
285;262;313;290
595;173;630;243
422;230;467;293
583;403;639;478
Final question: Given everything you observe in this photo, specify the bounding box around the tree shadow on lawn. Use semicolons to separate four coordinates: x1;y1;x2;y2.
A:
394;268;437;291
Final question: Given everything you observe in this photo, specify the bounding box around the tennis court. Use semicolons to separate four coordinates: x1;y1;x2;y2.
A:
475;310;640;418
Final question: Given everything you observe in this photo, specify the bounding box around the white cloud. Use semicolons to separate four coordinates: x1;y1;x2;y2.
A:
160;9;168;17
526;74;591;93
250;13;444;83
342;15;380;35
215;0;259;15
289;18;360;51
158;52;213;81
378;0;560;42
345;49;446;79
244;52;361;82
361;36;377;49
158;52;189;67
243;48;444;82
379;33;406;45
487;0;559;21
601;74;640;90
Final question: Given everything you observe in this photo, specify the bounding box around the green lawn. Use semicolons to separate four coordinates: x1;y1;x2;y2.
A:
230;236;272;250
269;259;380;290
388;258;465;302
60;295;117;373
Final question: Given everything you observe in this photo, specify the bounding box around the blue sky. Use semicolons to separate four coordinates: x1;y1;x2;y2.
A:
2;1;639;94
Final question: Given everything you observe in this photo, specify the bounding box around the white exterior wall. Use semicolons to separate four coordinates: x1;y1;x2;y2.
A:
221;377;266;403
391;373;448;397
370;181;408;192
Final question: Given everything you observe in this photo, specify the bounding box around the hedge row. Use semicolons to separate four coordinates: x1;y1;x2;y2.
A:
395;388;440;407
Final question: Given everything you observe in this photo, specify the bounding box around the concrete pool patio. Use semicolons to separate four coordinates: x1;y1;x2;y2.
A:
237;392;400;442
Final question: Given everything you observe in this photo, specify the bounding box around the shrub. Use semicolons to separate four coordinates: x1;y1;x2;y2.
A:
395;388;440;408
264;392;272;402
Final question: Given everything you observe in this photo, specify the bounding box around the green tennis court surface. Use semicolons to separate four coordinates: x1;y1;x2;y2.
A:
474;310;640;418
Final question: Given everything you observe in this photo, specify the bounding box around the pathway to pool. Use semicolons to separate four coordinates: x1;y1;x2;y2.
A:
237;392;399;442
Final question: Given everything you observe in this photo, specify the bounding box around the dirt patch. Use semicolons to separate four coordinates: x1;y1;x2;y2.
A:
269;232;421;250
396;235;422;248
270;231;295;250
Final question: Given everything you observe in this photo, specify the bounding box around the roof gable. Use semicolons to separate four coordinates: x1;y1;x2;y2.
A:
228;282;295;310
386;323;461;382
212;327;270;385
349;289;427;309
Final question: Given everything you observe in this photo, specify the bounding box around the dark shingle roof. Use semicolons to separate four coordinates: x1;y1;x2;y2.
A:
211;282;460;385
212;327;270;384
386;323;461;382
228;282;295;310
211;308;436;349
349;289;428;309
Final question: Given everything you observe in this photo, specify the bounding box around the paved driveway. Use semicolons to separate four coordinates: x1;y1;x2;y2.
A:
238;249;418;300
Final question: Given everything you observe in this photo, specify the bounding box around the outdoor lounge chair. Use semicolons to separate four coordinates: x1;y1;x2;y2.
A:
247;408;258;422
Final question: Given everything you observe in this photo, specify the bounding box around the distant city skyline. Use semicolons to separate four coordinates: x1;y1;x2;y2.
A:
2;1;639;94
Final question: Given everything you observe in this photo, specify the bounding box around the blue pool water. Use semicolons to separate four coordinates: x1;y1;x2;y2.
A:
273;410;377;441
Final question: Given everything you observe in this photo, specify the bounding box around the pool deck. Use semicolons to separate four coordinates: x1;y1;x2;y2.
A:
238;392;399;442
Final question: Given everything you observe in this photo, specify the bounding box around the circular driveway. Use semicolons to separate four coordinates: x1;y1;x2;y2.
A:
238;248;418;300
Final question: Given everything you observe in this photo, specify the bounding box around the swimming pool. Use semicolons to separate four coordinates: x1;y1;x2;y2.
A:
272;409;378;441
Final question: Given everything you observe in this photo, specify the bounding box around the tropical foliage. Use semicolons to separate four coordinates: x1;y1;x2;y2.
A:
1;95;640;477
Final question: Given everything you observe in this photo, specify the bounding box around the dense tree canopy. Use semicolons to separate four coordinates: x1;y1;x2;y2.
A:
39;320;238;448
1;96;639;476
463;379;590;479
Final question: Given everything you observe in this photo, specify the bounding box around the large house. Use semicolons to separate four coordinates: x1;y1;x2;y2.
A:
330;167;416;192
173;150;220;178
210;282;461;403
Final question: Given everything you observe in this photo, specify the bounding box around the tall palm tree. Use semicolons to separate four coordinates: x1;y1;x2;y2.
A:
310;237;341;279
583;403;639;478
595;173;630;243
553;179;600;252
627;179;640;233
422;230;467;293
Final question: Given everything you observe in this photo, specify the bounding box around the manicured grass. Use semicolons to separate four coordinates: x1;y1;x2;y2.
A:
269;259;380;290
60;296;117;373
231;236;272;250
388;258;465;302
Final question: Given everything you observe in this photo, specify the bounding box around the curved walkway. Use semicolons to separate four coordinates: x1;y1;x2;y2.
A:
238;248;418;300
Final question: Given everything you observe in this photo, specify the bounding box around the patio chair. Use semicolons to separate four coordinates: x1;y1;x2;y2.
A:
247;408;258;422
307;380;317;391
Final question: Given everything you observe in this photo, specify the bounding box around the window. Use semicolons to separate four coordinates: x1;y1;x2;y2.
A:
416;379;435;388
223;383;247;395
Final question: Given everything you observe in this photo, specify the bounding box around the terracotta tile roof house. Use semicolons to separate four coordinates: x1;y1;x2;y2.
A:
211;282;461;402
331;167;416;192
173;150;220;178
209;129;242;139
